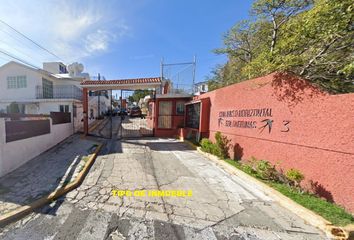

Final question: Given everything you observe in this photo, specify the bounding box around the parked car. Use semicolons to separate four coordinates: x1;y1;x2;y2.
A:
130;106;142;117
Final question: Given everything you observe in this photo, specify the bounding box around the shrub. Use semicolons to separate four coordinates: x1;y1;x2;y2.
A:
200;138;216;154
255;160;278;181
241;164;257;176
214;131;231;159
286;168;305;187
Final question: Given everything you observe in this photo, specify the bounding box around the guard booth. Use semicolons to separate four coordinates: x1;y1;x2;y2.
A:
147;93;191;138
80;77;161;139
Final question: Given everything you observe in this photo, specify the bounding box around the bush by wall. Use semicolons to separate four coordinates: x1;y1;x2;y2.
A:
200;131;232;159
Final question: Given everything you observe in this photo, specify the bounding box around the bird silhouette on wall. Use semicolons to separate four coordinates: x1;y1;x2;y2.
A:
259;119;273;133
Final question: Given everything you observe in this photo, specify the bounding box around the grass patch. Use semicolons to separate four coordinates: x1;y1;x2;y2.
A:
268;182;354;226
223;158;354;226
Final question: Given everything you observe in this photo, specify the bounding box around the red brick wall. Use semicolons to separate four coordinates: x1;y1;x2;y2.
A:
197;72;354;212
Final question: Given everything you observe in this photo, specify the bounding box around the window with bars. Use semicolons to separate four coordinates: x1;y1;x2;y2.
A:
42;78;53;98
176;101;185;115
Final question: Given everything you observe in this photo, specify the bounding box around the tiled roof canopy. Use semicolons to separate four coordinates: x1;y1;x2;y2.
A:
81;77;161;85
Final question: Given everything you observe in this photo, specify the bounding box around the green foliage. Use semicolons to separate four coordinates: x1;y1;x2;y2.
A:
269;182;354;226
254;159;278;180
241;164;258;175
200;132;232;159
223;158;354;226
208;0;354;93
285;168;305;186
128;90;153;103
256;160;275;180
200;138;214;153
214;131;231;159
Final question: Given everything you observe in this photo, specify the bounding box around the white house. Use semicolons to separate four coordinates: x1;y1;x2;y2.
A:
0;61;90;131
193;81;208;95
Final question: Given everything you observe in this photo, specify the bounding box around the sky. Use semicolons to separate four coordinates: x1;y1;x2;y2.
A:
0;0;253;83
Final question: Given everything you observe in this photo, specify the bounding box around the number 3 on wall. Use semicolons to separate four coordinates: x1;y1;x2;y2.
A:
281;120;290;132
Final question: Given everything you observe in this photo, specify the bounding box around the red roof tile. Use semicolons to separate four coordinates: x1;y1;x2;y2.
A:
81;77;161;85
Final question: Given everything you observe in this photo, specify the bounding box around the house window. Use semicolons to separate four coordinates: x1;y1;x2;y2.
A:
59;105;69;112
59;64;67;74
7;77;16;89
7;76;27;89
201;84;205;91
176;101;185;115
42;78;53;98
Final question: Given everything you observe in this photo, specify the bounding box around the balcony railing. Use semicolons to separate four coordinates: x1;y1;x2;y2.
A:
36;85;82;100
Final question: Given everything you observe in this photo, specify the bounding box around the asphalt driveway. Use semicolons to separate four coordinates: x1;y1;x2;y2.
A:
0;137;327;240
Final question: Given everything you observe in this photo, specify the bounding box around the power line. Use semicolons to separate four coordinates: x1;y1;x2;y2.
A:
0;48;41;69
0;38;44;64
0;27;50;60
0;19;65;62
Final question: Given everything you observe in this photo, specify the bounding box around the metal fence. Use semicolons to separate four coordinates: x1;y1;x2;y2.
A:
36;85;82;100
161;58;196;94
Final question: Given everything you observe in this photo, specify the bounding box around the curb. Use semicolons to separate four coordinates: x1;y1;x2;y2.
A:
195;147;353;240
0;143;103;228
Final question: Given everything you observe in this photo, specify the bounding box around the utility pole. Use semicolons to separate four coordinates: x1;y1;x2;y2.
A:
160;58;164;94
192;55;196;94
98;73;101;117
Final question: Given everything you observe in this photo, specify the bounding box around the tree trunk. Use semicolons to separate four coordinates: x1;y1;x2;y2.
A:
270;17;278;54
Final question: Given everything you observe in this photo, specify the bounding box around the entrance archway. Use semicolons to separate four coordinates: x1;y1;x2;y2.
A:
80;77;161;139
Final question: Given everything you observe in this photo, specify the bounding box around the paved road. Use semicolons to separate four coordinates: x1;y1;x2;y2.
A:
0;137;327;240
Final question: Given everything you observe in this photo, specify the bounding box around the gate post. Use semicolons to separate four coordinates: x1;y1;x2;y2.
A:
83;87;89;135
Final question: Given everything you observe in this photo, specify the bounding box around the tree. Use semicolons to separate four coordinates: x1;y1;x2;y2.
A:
252;0;313;54
128;90;153;103
207;0;353;93
276;0;354;92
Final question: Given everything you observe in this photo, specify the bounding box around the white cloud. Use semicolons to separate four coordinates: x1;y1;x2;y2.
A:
85;30;111;52
0;0;128;66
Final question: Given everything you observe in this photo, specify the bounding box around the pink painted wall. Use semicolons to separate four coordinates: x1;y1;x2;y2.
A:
197;72;354;212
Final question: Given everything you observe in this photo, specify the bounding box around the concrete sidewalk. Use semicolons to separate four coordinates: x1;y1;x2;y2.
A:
0;134;99;216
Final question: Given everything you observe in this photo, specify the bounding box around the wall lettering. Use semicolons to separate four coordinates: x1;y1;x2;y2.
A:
219;108;272;118
281;120;291;132
217;108;290;134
